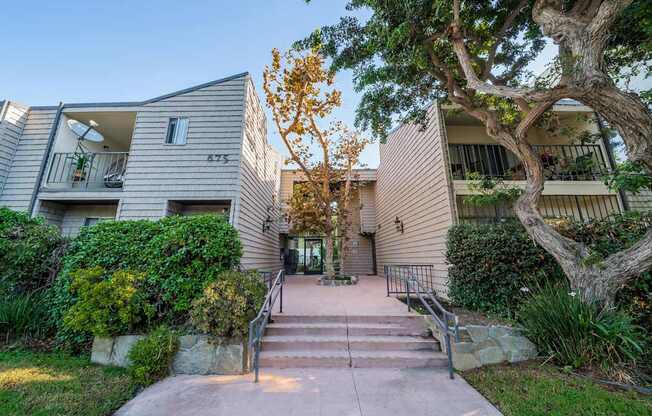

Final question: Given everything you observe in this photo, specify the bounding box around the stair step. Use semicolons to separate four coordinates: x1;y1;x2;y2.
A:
271;315;425;324
258;350;447;369
258;350;350;368
351;350;448;368
261;335;439;351
266;323;423;336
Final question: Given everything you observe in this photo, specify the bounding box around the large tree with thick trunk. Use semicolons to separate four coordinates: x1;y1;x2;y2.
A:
301;0;652;305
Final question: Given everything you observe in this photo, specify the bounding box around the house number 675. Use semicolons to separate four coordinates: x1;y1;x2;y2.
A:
207;154;230;164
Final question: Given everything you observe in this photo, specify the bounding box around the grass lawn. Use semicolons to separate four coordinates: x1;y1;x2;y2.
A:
0;349;136;416
464;361;652;416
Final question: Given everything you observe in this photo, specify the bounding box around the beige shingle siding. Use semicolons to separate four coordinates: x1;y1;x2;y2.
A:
0;108;57;211
0;102;28;195
117;76;247;220
235;78;283;272
375;103;454;295
60;204;118;237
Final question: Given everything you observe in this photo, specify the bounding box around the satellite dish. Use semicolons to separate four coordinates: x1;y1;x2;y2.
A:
67;119;104;143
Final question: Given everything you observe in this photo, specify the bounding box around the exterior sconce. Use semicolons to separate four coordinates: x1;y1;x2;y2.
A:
394;216;404;233
262;215;273;232
262;205;274;232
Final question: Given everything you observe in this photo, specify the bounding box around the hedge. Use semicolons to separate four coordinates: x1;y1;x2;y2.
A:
446;212;652;331
0;207;67;296
51;214;243;347
446;220;562;316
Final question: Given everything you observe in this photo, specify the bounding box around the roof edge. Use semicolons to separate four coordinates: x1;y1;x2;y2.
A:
25;71;250;111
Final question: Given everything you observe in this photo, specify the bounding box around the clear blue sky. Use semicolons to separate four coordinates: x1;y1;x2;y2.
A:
0;0;378;165
2;1;647;167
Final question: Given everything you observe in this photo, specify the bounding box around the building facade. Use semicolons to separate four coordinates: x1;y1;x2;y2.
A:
2;75;651;291
0;73;282;272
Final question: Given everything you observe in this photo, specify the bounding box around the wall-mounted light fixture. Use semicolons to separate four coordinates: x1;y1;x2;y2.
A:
394;216;404;233
262;205;274;232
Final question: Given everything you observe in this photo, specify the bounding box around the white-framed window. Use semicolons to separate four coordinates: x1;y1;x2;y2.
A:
165;117;189;145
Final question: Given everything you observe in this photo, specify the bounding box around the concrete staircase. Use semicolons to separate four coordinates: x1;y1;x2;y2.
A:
258;315;448;368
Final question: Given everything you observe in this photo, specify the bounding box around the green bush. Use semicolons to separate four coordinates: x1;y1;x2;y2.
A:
191;271;267;339
0;207;67;296
148;215;243;314
127;326;179;386
446;221;562;317
62;267;154;337
52;215;242;346
0;292;51;341
518;283;645;371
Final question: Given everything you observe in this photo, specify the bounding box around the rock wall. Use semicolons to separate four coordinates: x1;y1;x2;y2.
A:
91;335;248;375
430;322;537;371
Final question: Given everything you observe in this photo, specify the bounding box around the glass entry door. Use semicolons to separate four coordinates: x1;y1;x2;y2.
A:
304;239;323;274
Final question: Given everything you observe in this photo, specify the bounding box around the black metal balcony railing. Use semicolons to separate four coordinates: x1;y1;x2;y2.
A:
456;195;622;224
448;144;610;181
46;152;128;189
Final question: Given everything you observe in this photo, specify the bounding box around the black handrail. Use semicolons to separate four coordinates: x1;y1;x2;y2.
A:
248;270;284;382
385;265;459;379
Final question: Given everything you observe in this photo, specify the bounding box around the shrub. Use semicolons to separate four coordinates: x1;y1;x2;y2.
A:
0;207;67;296
52;215;242;346
446;221;562;317
191;271;267;339
0;292;51;341
127;326;179;386
518;283;645;371
147;215;243;313
62;267;154;337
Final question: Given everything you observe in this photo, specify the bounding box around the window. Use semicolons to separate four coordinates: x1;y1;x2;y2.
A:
165;117;189;145
84;217;100;227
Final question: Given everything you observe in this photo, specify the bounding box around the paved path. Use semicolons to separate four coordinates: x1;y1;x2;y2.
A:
116;368;502;416
274;275;412;315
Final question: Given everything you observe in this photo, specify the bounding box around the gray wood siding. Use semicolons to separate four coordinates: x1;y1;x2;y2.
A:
626;190;652;212
375;103;454;295
235;78;283;272
0;102;29;196
0;108;57;211
343;190;374;275
359;182;376;233
117;76;247;220
60;204;118;237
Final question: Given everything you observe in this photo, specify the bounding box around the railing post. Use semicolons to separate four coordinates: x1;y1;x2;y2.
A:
406;272;411;312
279;271;283;314
385;265;389;296
445;333;454;380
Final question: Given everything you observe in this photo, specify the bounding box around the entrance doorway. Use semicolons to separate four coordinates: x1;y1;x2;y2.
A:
284;237;324;274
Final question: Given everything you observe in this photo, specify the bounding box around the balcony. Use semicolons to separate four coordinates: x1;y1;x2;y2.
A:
45;152;128;190
448;144;610;181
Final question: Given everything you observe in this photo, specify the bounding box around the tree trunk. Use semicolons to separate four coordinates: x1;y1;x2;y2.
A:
323;234;335;278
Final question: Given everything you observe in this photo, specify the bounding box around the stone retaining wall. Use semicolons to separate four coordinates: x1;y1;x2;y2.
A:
429;321;537;371
91;334;248;375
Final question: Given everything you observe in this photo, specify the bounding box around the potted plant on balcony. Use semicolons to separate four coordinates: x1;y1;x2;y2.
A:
72;154;89;182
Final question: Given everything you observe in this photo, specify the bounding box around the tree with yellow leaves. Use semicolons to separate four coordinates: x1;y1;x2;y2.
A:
263;48;369;278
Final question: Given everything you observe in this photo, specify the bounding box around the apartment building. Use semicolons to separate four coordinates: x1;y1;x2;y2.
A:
2;76;650;288
0;73;283;272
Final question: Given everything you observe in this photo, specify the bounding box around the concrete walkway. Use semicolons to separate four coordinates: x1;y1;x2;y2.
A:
116;368;502;416
274;275;411;315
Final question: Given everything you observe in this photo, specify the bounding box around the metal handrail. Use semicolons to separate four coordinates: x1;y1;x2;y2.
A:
248;270;284;382
398;270;459;379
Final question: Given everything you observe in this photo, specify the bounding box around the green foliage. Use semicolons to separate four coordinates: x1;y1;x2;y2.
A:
518;283;645;371
62;267;154;337
463;172;523;207
0;207;67;296
191;271;267;339
52;214;241;347
604;161;652;194
148;215;243;313
0;292;51;341
446;221;562;317
464;361;652;416
127;326;179;386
